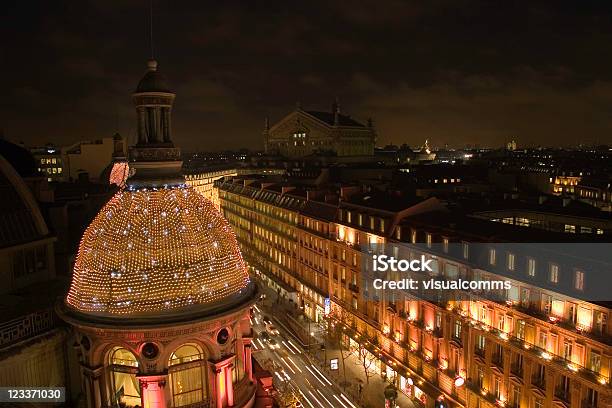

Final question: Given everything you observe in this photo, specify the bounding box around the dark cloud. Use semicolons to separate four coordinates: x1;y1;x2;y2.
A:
3;0;612;150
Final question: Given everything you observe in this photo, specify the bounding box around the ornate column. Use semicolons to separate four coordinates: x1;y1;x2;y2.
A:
243;340;254;381
213;367;225;408
81;365;103;408
225;363;234;407
137;107;147;144
210;355;236;408
138;374;168;408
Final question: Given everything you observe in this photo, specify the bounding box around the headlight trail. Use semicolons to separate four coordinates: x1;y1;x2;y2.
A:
304;365;326;386
310;365;332;385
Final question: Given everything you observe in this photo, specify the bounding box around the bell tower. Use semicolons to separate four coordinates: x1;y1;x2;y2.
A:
128;59;182;188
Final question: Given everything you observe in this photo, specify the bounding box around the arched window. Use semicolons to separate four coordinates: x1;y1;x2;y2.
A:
169;344;206;407
108;347;140;408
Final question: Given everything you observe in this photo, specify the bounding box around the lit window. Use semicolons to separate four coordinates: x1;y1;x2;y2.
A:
489;248;496;265
564;224;576;233
527;258;536;277
549;264;559;283
507;252;515;271
426;233;432;248
462;242;469;259
442;237;449;253
575;270;584;291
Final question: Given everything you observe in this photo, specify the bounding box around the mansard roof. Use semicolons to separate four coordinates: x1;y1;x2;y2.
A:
304;110;366;127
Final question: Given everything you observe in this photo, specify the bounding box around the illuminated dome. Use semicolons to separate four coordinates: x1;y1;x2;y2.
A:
65;185;252;318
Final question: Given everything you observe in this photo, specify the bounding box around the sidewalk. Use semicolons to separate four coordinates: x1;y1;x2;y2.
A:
257;277;417;408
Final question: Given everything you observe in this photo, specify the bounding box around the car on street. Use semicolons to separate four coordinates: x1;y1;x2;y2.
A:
258;331;270;341
267;338;280;350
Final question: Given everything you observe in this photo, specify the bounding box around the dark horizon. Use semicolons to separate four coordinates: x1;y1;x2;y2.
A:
4;1;612;151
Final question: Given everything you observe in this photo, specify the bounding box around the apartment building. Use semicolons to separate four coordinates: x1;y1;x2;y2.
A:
216;177;611;408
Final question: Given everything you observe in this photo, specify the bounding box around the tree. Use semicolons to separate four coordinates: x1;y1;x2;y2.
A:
326;309;354;389
355;334;378;385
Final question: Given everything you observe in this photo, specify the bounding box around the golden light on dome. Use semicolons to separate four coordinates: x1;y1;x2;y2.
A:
109;161;129;187
66;185;250;315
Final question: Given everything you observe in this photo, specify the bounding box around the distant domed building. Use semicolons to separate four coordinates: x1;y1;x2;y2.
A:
57;59;258;408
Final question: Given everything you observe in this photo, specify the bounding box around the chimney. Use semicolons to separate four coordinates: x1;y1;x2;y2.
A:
340;186;361;200
332;97;340;126
281;186;295;195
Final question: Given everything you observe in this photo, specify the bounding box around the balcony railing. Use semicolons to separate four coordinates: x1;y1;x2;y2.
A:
555;387;570;402
0;309;56;349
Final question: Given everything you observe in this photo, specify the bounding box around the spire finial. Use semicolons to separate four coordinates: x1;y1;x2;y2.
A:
149;0;154;60
333;97;340;125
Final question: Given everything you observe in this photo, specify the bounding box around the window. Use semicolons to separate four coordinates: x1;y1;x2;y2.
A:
589;350;601;373
549;263;559;283
477;366;485;388
169;344;206;406
453;319;462;339
411;230;417;243
110;347;141;406
516;320;526;340
564;224;576;233
395;227;401;240
511;385;521;408
426;233;432;248
575;270;584;291
489;248;496;266
538;331;547;349
462;242;469;259
527;258;536;277
476;334;486;351
507;252;515;271
494;376;502;399
380;218;385;232
443;237;449;253
563;340;573;361
586;388;598;408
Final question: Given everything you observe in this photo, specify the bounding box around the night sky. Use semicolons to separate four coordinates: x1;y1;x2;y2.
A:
4;1;612;151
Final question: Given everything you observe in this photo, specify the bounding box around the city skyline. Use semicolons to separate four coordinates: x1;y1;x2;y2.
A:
5;1;612;151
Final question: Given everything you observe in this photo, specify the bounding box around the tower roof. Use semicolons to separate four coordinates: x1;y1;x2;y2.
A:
135;60;172;93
